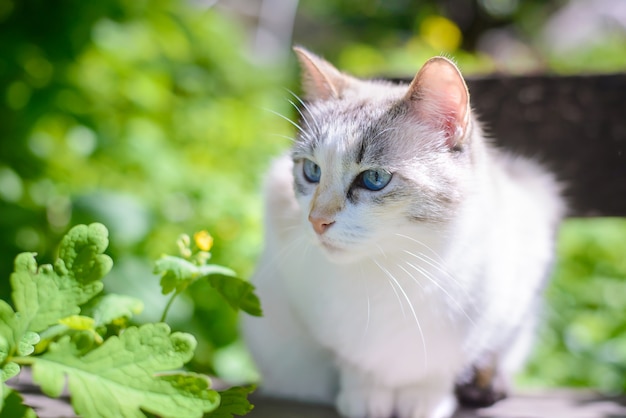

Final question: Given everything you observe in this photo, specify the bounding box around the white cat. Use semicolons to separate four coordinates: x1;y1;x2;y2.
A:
242;47;564;418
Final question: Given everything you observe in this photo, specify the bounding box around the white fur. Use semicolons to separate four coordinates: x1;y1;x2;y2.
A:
242;53;563;418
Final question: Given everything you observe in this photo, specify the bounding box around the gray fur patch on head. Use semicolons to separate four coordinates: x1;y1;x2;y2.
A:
290;79;470;227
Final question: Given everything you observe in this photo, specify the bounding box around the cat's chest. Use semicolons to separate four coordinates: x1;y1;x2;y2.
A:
279;242;467;382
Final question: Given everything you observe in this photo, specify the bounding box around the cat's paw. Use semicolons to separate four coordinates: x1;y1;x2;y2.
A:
336;385;394;418
454;359;509;408
396;387;457;418
455;377;507;407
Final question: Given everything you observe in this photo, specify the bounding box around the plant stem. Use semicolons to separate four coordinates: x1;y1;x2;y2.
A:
160;291;179;323
12;356;35;366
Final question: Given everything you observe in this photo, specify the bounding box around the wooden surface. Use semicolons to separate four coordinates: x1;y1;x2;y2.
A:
14;381;626;418
10;369;626;418
248;391;626;418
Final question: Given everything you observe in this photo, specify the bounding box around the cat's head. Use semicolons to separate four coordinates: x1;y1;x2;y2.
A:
290;47;477;263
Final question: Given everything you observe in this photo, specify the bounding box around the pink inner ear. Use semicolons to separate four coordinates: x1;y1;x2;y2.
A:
406;58;470;149
294;47;347;101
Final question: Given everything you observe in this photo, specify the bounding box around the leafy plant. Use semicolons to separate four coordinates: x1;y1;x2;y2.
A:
0;1;291;378
0;223;259;417
155;231;262;323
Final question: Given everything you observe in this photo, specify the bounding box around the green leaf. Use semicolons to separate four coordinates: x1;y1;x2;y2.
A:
207;276;262;317
197;264;237;278
59;315;95;331
208;385;256;418
10;253;96;332
0;384;36;418
155;255;236;295
56;223;113;286
31;323;220;418
155;255;197;294
84;294;144;326
154;254;261;316
0;301;24;381
0;362;20;382
16;332;39;357
10;223;111;333
0;301;20;363
10;254;59;332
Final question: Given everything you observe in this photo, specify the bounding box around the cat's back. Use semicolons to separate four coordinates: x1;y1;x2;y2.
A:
489;149;564;228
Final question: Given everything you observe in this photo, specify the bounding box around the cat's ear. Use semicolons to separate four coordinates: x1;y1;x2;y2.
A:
293;46;349;101
405;57;470;149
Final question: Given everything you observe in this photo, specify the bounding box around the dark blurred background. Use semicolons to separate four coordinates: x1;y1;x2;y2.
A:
1;0;625;390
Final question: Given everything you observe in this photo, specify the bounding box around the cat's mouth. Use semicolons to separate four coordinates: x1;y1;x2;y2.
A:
312;234;347;254
316;236;359;260
315;236;342;251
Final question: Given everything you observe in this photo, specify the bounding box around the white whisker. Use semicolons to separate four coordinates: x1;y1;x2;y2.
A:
269;133;297;143
402;249;464;291
374;243;387;259
395;233;445;263
264;107;306;134
398;264;425;290
286;98;314;133
366;292;371;334
284;89;324;139
386;276;406;319
400;250;476;316
374;260;428;367
359;263;371;341
285;88;314;116
285;88;304;104
395;233;472;299
404;260;476;327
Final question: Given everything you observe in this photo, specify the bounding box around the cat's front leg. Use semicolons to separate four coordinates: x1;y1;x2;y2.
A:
336;364;395;418
395;380;457;418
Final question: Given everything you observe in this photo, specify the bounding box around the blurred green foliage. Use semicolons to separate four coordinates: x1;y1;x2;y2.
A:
297;0;496;77
296;0;626;76
0;0;291;376
521;218;626;391
1;0;625;391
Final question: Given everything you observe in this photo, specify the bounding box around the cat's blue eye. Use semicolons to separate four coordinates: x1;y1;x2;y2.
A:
303;159;321;183
360;169;392;191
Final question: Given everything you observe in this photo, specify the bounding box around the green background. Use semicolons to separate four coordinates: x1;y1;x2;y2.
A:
1;0;625;390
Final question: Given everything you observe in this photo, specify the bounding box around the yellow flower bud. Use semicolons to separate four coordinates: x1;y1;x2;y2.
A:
194;230;214;252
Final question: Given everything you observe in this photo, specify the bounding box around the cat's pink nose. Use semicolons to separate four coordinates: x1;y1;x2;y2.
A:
308;215;335;235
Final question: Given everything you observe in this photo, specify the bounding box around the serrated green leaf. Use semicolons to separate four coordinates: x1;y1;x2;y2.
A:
0;301;25;381
56;223;113;285
16;332;39;357
154;254;260;316
10;254;58;332
0;300;28;382
10;253;100;332
207;385;256;418
0;384;36;418
10;223;110;333
154;255;200;294
155;255;238;295
1;362;20;382
83;294;144;326
0;301;20;364
207;276;263;317
31;323;220;418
